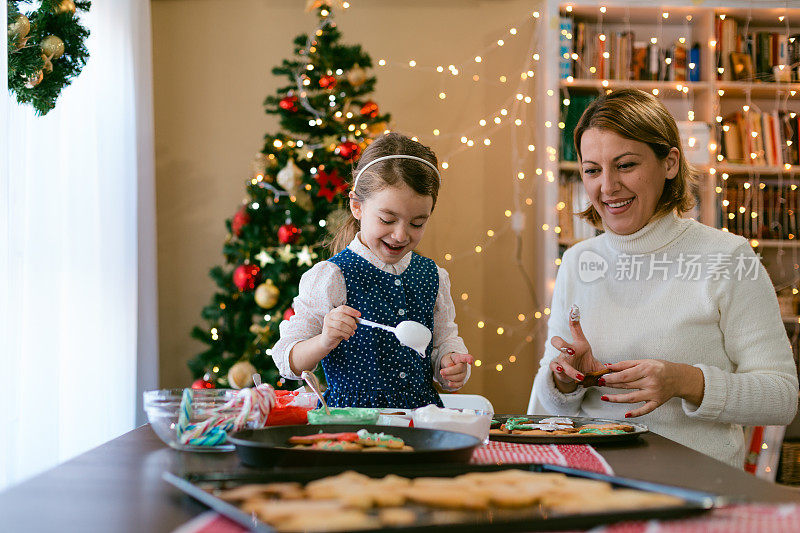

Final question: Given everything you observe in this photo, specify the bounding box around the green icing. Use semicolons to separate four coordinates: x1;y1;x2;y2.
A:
306;407;379;425
504;417;536;431
577;428;627;435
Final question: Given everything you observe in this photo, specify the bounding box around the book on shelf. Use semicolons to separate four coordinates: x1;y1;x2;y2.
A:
560;92;596;162
564;14;696;82
559;17;573;80
721;181;799;240
688;43;700;82
720;110;799;167
716;15;800;82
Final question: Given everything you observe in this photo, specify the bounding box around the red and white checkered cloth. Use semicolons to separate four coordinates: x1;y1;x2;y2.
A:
470;441;615;475
562;504;800;533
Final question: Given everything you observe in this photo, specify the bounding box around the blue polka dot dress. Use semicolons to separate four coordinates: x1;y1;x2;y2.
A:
323;248;445;409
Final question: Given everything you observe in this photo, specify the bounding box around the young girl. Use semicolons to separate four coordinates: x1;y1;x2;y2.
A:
272;133;473;409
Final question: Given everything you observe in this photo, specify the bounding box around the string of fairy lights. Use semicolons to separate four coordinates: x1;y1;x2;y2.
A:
365;2;800;374
238;2;799;377
368;9;556;373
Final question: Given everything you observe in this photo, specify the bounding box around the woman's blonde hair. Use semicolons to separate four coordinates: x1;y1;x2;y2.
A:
326;132;440;254
573;88;697;228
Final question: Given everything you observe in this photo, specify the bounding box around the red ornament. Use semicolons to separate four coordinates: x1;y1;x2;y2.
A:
319;75;337;89
335;141;361;161
192;378;215;390
315;167;348;202
233;264;261;291
283;307;296;321
278;223;300;244
231;206;251;237
360;101;379;118
278;95;299;112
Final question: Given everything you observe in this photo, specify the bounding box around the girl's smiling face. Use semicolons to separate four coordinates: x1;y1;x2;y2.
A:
350;183;433;264
580;128;679;235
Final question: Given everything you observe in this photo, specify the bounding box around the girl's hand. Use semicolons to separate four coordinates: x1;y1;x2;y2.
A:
320;305;361;352
601;359;705;418
440;353;474;389
549;305;606;393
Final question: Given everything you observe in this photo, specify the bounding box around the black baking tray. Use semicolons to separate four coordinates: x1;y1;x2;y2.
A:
164;463;719;532
490;415;648;444
228;424;481;467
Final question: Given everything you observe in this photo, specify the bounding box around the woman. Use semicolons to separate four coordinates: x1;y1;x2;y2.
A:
530;88;798;467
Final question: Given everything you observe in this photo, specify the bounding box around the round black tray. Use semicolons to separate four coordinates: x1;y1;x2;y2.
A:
228;424;481;468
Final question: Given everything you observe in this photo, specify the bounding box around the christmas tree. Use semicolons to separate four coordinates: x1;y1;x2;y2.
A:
188;2;390;390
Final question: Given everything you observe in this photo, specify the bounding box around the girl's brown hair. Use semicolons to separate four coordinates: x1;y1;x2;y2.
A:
326;132;440;254
573;88;697;228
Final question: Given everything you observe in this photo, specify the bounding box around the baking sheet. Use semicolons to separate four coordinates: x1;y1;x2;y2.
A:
164;463;718;533
490;415;648;444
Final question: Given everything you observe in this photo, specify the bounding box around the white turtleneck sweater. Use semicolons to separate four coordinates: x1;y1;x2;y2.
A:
530;212;799;467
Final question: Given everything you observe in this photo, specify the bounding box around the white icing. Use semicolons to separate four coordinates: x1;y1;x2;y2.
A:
517;424;563;431
538;417;574;427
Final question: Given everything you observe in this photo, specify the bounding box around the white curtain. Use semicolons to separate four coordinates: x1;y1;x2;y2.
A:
0;0;158;490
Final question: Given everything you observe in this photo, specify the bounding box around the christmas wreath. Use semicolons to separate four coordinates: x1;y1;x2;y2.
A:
7;0;90;115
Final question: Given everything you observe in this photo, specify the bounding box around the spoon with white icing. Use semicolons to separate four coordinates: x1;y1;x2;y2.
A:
357;318;431;357
301;370;330;415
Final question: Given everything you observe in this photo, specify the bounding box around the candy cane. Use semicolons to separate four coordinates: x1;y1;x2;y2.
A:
176;388;193;442
176;383;276;447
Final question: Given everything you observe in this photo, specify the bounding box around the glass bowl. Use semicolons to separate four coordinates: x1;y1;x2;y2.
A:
143;388;242;452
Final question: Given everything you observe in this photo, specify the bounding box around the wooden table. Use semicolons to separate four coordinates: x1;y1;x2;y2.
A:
1;425;798;532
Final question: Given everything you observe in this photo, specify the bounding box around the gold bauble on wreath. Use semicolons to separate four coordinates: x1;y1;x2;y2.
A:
8;14;30;38
227;361;257;389
254;280;280;309
8;14;31;50
55;0;77;14
41;35;65;59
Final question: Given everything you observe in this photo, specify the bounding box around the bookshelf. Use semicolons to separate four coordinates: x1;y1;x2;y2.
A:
540;0;800;482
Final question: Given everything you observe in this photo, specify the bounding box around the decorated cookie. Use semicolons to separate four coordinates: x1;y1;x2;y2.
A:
580;368;611;388
356;429;405;448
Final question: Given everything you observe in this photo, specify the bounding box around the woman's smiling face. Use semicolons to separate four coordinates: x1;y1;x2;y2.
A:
580;128;679;235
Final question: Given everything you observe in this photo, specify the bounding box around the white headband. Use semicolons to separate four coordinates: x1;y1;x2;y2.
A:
352;154;440;191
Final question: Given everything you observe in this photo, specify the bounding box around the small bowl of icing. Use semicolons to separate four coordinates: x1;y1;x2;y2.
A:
411;405;492;444
306;407;380;425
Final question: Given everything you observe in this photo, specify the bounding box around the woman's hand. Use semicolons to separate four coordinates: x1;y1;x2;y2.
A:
320;305;361;352
549;305;606;393
440;353;474;389
601;359;705;418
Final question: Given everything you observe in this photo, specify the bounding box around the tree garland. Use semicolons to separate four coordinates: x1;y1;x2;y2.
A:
7;0;90;115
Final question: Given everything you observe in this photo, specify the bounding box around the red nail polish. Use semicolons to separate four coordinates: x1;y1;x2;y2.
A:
566;348;575;355
600;395;609;401
604;363;612;367
556;366;564;372
624;413;631;418
598;378;606;386
576;373;584;381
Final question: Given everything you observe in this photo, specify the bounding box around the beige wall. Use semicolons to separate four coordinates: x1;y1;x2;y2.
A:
152;0;548;413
